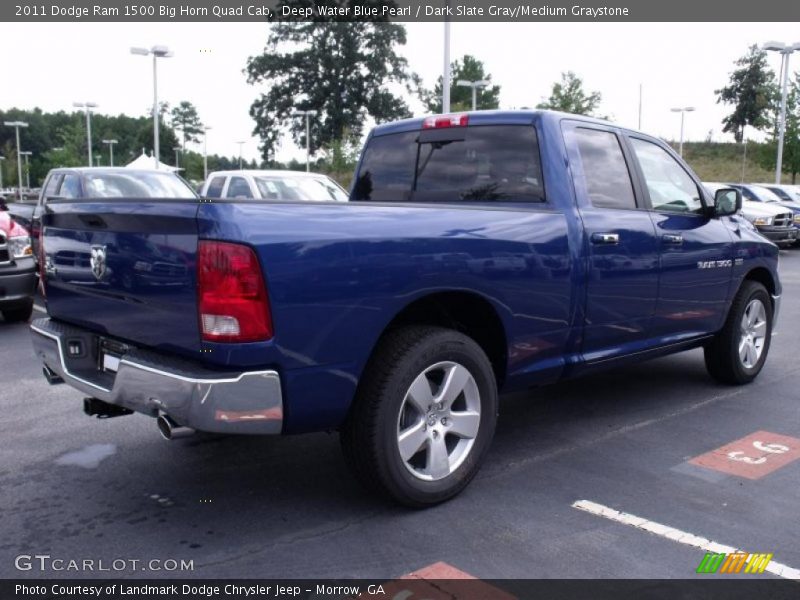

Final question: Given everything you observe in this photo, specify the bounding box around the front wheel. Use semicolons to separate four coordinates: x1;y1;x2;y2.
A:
341;326;498;507
704;281;773;385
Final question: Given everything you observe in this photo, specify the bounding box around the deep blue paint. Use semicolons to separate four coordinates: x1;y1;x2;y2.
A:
40;111;781;434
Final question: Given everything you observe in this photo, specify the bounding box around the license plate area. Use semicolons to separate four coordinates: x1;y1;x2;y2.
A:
97;337;130;373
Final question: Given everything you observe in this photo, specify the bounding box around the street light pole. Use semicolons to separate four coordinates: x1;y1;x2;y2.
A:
173;146;181;169
20;151;32;189
236;141;245;170
102;139;118;166
670;107;695;157
131;45;173;169
73;102;98;166
290;110;318;172
203;126;211;180
4;120;29;200
763;41;800;184
443;14;451;113
456;79;490;111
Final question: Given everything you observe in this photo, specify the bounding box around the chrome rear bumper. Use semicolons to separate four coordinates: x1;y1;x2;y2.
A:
30;318;283;434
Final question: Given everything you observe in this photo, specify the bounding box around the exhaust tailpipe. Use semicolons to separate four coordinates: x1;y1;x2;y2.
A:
157;414;195;440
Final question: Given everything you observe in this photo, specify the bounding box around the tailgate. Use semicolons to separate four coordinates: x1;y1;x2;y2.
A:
42;200;201;356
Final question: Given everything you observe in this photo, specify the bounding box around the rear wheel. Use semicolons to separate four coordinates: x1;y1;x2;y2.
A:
2;301;33;323
704;281;772;385
341;326;498;507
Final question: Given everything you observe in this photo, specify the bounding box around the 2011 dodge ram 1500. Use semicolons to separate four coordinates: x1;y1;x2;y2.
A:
31;110;781;506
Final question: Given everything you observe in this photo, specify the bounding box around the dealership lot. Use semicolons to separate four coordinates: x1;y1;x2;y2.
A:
1;252;799;581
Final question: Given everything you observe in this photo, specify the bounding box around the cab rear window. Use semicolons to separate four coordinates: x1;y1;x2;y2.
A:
352;125;544;203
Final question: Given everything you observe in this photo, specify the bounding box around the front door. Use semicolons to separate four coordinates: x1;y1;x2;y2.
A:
625;135;734;338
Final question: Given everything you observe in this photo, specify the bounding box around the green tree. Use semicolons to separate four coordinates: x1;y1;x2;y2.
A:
245;0;414;162
716;45;778;143
756;73;800;183
421;54;501;113
170;101;204;150
536;71;603;116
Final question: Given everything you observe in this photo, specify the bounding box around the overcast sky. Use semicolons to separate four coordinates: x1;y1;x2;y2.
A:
1;21;799;163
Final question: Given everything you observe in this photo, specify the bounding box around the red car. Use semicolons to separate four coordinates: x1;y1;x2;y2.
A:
0;210;36;322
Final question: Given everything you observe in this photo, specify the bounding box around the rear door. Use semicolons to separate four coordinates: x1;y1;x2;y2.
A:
625;134;734;337
563;122;660;360
42;199;201;356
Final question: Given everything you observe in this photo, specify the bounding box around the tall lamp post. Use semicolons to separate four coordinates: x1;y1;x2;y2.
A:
670;106;695;157
762;41;800;184
236;141;245;170
73;102;98;166
290;110;318;172
173;146;181;169
442;0;451;113
130;45;173;169
456;79;490;111
203;126;211;180
3;120;28;200
20;151;32;189
102;139;118;166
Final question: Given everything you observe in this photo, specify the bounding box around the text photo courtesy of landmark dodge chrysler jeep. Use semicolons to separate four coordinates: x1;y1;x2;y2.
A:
31;110;780;506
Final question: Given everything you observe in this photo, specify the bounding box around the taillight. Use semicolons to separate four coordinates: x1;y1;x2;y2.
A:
197;241;272;343
422;113;469;129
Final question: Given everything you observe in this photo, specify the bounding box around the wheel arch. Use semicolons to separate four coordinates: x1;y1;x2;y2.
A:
366;291;509;389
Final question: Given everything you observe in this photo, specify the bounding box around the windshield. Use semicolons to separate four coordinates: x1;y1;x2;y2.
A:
254;176;348;202
749;185;782;203
82;172;198;198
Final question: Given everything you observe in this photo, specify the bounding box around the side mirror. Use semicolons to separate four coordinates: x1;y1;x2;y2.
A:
714;188;742;217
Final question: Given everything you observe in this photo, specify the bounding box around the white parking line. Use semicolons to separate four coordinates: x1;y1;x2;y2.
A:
33;304;46;313
572;499;800;581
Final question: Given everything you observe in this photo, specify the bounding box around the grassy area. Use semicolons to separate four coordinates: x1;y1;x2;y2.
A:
675;141;791;184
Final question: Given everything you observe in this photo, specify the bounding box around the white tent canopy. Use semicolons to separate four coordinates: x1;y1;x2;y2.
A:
126;151;180;172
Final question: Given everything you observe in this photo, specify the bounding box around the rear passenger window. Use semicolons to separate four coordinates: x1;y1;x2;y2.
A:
226;177;252;199
574;128;636;210
205;177;226;198
630;138;703;214
352;125;545;203
43;174;63;201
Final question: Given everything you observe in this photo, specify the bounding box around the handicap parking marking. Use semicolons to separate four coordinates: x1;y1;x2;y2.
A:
572;500;800;580
369;561;517;599
688;430;800;480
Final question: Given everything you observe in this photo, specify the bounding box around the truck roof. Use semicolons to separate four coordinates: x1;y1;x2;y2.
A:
370;109;617;137
206;170;334;178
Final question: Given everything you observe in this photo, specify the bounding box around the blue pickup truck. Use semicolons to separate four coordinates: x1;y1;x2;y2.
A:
31;111;781;506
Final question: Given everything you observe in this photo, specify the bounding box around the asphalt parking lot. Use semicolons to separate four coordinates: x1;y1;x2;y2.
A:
1;251;799;583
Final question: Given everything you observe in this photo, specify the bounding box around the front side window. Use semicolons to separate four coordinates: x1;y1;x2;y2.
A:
629;138;703;214
352;125;544;203
573;128;636;210
206;176;226;198
59;174;81;198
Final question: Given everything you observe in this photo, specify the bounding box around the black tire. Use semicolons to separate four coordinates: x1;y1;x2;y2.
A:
704;281;773;385
2;301;33;324
341;326;498;508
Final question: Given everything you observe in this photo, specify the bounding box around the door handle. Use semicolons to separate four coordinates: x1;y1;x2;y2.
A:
661;233;683;245
591;232;619;245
